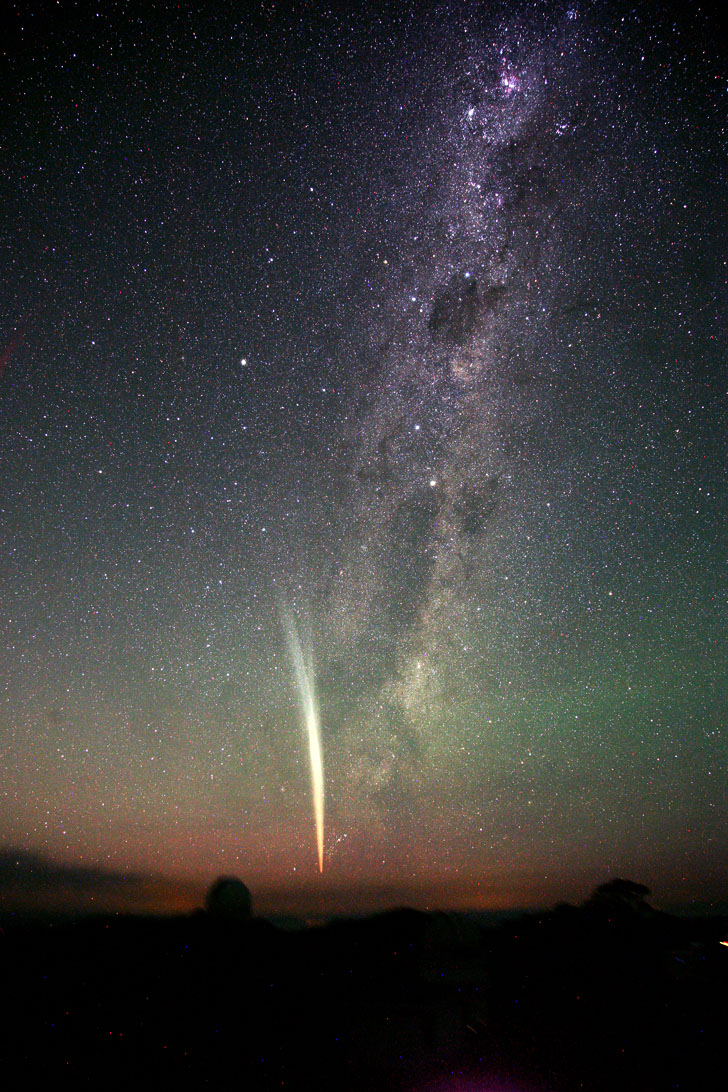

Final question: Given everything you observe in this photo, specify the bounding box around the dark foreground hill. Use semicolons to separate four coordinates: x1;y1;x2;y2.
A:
3;896;727;1091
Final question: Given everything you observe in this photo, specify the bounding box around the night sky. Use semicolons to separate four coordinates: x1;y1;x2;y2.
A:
1;1;726;917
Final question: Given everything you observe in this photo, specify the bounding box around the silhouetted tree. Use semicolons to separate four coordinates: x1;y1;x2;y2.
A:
205;876;252;920
585;878;652;917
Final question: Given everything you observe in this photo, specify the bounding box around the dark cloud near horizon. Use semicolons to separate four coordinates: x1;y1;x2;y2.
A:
0;848;143;896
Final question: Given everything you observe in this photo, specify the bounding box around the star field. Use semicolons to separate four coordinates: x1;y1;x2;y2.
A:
1;1;726;915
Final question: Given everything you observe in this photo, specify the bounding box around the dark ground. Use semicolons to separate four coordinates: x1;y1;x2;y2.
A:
3;890;727;1091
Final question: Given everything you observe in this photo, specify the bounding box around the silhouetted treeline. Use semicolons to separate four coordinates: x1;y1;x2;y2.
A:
3;880;727;1091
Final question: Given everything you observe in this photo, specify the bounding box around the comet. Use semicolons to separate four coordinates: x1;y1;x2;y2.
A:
280;605;325;873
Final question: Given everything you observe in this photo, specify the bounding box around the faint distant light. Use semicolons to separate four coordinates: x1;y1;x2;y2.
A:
240;357;247;366
414;423;421;431
429;478;437;488
467;106;475;118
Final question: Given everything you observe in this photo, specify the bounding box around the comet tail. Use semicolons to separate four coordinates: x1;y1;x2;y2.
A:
281;607;325;872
